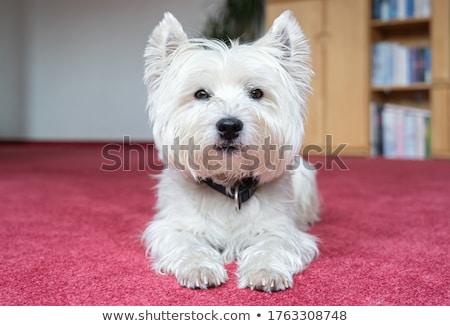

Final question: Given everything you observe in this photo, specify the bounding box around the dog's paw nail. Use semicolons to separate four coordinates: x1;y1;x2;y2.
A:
284;279;289;289
261;278;266;287
271;280;275;288
203;276;208;285
216;277;221;286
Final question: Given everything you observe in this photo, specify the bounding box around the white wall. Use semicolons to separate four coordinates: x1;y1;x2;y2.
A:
0;0;26;140
0;0;222;141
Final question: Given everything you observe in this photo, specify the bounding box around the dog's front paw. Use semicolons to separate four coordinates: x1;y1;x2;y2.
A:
238;268;292;292
176;263;228;290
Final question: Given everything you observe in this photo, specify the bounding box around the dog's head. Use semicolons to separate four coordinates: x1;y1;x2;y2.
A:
144;11;312;186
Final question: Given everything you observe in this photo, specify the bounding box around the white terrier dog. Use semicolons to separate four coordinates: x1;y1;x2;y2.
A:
142;11;319;292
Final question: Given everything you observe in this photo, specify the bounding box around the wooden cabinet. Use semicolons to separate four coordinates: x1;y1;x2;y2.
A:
324;0;370;156
266;0;370;156
431;0;450;84
430;0;450;158
266;0;326;152
266;0;450;158
431;86;450;158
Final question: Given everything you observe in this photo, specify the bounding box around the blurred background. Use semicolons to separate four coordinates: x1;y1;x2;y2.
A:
0;0;227;142
1;0;448;159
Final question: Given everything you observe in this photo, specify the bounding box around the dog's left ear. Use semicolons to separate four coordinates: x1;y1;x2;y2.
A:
144;12;188;89
255;10;311;64
255;10;312;96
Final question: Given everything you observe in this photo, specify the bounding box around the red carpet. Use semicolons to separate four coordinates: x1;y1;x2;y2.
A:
0;143;449;305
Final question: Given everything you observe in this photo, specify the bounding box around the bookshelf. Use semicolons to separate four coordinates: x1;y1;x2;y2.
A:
265;0;450;159
372;84;430;92
371;17;429;28
370;0;450;159
370;1;432;159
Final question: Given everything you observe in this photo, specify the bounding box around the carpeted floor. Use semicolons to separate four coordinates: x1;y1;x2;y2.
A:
0;143;449;305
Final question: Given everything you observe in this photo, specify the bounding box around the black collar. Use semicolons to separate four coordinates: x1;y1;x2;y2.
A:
203;177;258;210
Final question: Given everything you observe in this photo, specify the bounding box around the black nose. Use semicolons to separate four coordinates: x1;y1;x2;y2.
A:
216;117;243;141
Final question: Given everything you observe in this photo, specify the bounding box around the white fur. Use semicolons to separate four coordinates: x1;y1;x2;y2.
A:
142;11;320;292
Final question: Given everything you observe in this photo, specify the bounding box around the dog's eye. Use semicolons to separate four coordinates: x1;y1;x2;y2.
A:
194;89;210;100
250;88;264;99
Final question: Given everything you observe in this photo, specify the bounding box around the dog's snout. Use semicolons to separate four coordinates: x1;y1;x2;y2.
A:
216;118;243;140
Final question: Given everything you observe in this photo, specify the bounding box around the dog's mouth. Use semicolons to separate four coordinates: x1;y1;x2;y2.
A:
215;142;241;154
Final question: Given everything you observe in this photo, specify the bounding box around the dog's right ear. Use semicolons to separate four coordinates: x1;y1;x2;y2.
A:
144;12;188;89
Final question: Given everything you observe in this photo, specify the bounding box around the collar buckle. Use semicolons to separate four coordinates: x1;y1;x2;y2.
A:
203;177;258;210
234;184;240;210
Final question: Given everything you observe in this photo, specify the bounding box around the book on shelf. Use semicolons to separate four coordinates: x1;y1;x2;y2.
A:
370;102;431;159
372;0;431;21
372;42;431;87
